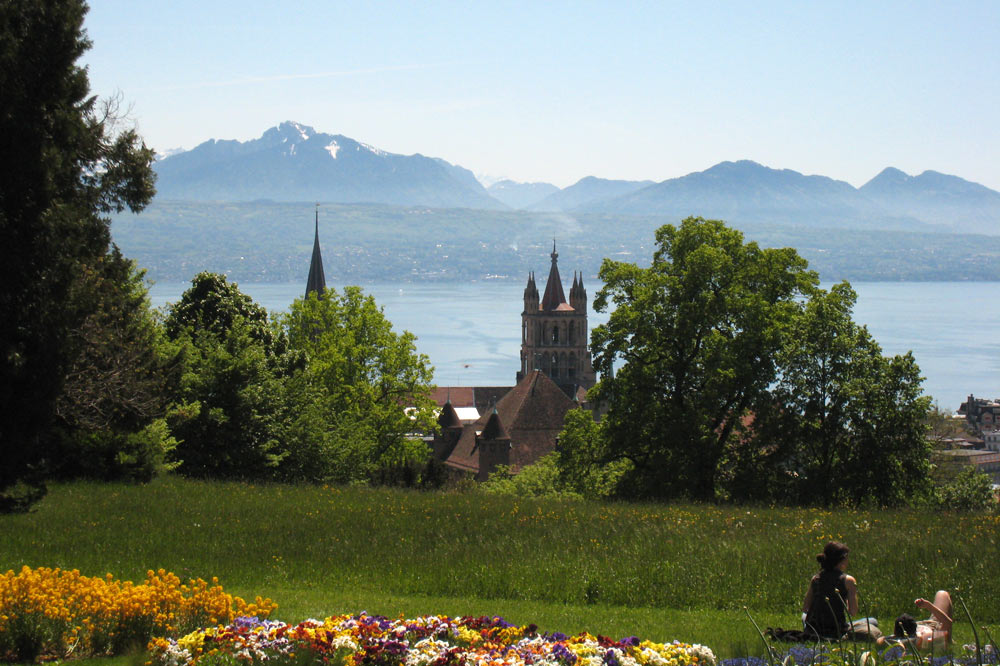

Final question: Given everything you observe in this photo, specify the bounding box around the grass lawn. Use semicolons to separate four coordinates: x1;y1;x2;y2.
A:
1;477;997;661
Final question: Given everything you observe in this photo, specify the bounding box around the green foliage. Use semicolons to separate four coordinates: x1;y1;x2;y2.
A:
281;287;436;484
165;271;275;347
168;322;297;479
53;419;179;483
51;247;180;481
752;282;932;506
555;409;631;499
161;280;435;485
588;218;932;506
925;402;970;439
165;274;303;479
591;217;817;501
0;0;155;511
481;455;582;499
937;467;996;512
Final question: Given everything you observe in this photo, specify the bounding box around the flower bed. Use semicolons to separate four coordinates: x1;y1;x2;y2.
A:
0;566;276;662
149;613;718;666
719;643;998;666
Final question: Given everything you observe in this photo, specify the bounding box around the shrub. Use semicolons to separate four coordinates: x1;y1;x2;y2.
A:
937;467;996;512
481;455;582;499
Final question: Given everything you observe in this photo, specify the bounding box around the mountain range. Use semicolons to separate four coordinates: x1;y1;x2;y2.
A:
154;122;505;210
153;121;1000;234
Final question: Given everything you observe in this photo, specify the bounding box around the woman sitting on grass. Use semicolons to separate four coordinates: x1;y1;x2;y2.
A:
802;541;879;640
878;591;954;649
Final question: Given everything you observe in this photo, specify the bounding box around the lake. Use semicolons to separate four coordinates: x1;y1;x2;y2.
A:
148;280;1000;411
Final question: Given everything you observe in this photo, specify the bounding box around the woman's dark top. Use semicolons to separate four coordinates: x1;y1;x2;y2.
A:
805;569;849;639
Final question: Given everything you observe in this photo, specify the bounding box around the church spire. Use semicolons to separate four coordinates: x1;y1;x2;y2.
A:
305;204;326;298
540;239;567;311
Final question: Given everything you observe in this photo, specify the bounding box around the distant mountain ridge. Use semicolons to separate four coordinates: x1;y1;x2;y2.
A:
154;122;1000;233
575;160;1000;232
154;121;507;210
582;160;896;227
860;167;1000;229
487;180;559;209
529;176;655;212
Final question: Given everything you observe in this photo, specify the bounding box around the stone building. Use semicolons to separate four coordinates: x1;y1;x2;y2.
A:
429;242;599;480
958;394;1000;434
432;370;578;481
517;242;596;397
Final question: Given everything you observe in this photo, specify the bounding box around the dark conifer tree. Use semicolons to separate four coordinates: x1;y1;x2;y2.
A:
0;0;155;510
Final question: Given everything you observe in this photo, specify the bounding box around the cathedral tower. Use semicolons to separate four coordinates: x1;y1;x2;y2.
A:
517;242;596;395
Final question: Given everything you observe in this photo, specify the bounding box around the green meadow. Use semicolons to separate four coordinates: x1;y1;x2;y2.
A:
1;477;997;658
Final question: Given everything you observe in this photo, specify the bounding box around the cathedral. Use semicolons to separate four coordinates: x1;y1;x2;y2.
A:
516;241;597;397
429;242;598;480
304;218;597;480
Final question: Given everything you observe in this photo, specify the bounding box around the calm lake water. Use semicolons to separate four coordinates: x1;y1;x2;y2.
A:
148;280;1000;411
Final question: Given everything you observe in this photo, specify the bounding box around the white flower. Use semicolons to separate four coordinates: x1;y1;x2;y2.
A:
331;635;359;652
688;644;716;666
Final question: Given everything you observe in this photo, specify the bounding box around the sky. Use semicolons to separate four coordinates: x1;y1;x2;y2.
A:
82;1;1000;190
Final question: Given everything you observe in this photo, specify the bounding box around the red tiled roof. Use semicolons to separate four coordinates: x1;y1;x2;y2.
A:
430;387;475;407
443;370;577;475
431;386;514;413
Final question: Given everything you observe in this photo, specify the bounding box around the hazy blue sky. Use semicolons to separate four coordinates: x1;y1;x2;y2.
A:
83;1;1000;189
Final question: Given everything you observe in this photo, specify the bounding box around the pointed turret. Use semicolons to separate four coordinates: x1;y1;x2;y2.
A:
476;406;512;481
540;240;568;311
437;400;463;430
305;206;326;298
570;270;587;312
432;399;465;463
481;407;511;441
523;271;539;311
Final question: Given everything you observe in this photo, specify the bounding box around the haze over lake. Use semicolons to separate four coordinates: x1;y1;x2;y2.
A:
149;280;999;411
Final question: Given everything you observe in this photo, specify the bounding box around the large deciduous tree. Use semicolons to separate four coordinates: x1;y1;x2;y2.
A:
282;287;436;483
590;217;817;500
0;0;156;510
164;273;302;479
750;282;931;506
585;218;932;505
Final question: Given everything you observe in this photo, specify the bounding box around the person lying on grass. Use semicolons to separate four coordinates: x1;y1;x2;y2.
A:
877;591;954;649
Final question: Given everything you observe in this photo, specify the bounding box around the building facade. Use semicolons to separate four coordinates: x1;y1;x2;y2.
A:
959;394;1000;434
516;242;596;396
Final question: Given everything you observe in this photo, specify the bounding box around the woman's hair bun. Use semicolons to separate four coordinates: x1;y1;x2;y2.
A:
817;541;849;570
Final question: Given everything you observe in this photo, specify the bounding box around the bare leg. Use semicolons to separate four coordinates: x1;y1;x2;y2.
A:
931;590;953;640
916;590;953;646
